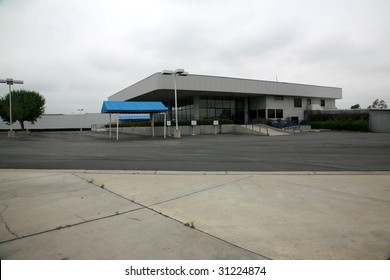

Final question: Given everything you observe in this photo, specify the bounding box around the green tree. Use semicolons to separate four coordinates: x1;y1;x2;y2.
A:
0;90;45;130
368;99;387;109
350;104;361;109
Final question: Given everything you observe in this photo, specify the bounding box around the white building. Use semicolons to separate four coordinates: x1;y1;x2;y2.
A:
109;72;342;124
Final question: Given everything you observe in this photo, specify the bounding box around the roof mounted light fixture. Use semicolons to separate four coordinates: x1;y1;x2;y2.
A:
161;70;174;75
174;68;184;74
162;69;188;76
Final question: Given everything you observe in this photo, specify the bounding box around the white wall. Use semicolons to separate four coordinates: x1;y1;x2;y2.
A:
0;113;117;130
370;110;390;132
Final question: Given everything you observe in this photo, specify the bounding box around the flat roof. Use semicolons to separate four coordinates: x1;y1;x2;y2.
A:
109;72;342;102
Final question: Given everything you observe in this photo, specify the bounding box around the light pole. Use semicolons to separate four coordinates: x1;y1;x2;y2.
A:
77;108;84;132
161;69;188;138
0;78;24;136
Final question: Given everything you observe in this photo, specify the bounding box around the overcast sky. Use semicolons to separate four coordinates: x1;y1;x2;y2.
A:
1;0;389;114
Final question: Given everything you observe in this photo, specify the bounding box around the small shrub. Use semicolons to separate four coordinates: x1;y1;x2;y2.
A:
308;119;369;132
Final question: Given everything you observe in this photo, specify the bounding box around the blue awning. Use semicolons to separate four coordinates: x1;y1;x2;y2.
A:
118;115;150;121
101;101;168;114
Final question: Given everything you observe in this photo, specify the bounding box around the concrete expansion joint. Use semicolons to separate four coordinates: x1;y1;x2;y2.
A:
4;169;389;176
71;172;271;259
186;224;273;260
73;172;150;213
75;169;390;176
0;207;146;245
149;176;252;207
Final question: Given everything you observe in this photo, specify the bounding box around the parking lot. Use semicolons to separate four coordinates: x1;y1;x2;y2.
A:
1;130;390;171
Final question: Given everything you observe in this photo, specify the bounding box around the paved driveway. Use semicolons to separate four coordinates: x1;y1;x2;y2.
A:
1;131;390;171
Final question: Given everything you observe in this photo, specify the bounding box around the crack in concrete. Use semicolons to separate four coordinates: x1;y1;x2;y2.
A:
0;172;63;184
0;203;19;239
2;185;94;200
0;207;144;244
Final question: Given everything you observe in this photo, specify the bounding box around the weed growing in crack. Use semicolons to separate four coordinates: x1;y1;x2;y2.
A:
184;222;195;229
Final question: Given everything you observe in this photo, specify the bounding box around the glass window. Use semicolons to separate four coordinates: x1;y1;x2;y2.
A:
223;99;231;108
208;108;215;118
199;109;208;118
321;99;325;106
307;98;312;105
207;98;215;108
236;99;244;110
199;98;207;108
267;109;275;118
259;109;266;118
276;109;283;119
294;98;302;108
215;98;222;108
197;96;245;122
215;109;222;118
274;96;284;100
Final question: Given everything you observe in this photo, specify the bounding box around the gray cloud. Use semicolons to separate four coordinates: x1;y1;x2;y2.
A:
0;0;389;113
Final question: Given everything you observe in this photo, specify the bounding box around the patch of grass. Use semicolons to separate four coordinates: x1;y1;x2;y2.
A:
100;184;105;188
87;178;94;184
184;222;195;229
55;225;71;230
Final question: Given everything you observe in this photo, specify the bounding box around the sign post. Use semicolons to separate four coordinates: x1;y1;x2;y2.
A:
167;120;171;137
191;120;197;135
213;120;219;134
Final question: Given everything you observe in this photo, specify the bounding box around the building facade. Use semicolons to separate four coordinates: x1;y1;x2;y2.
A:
109;72;342;124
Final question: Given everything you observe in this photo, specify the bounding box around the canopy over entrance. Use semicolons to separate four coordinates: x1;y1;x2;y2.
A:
101;101;168;114
101;101;168;140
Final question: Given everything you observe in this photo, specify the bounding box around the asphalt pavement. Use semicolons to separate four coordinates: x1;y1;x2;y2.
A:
0;131;390;171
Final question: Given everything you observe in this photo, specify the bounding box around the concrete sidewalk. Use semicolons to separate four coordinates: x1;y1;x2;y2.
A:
0;169;389;260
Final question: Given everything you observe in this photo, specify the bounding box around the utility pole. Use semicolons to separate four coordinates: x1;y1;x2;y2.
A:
0;78;24;137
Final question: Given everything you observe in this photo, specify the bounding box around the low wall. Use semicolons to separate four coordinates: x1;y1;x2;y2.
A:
118;124;235;136
305;109;390;133
0;113;115;130
370;110;390;133
116;124;313;137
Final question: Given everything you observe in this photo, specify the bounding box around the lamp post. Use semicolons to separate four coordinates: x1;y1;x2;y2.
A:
161;69;188;138
77;108;84;132
0;78;24;135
